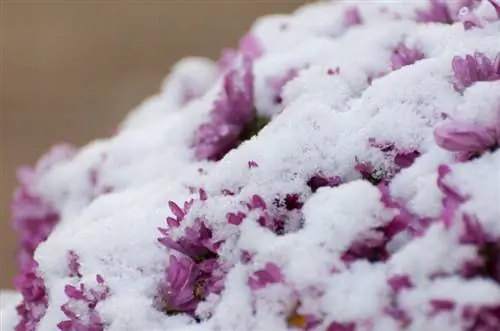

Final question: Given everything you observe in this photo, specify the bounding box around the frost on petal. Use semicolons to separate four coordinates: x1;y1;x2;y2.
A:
157;255;199;315
307;175;342;193
12;144;75;331
8;1;500;331
58;276;109;331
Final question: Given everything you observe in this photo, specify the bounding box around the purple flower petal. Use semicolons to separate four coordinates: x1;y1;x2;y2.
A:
417;0;453;24
434;122;497;152
344;7;362;27
327;321;356;331
452;52;500;92
248;262;284;290
390;43;425;71
227;211;246;225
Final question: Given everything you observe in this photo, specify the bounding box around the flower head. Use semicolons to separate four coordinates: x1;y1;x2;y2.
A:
390;43;425;71
159;193;219;262
157;255;224;316
13;144;75;331
462;305;500;330
417;0;480;23
157;255;201;314
194;56;256;160
58;275;109;331
307;175;342;193
417;0;453;24
452;52;500;92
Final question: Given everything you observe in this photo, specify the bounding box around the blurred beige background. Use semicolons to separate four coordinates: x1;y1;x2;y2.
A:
0;1;307;289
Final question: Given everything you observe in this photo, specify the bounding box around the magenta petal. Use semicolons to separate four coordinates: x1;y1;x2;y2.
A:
344;6;362;27
169;201;185;220
434;122;497;152
250;195;267;210
227;212;245;225
239;33;263;60
390;44;424;71
474;52;493;80
219;48;238;71
166;217;180;228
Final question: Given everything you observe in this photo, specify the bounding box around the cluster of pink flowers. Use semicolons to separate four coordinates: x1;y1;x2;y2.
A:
56;253;109;331
194;34;267;161
8;1;500;330
157;189;224;315
58;275;109;331
12;144;75;331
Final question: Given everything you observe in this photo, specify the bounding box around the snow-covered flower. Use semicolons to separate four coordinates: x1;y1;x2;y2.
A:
452;52;500;92
390;43;425;71
6;1;500;330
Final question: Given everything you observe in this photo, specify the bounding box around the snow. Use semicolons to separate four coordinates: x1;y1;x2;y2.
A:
1;291;21;330
6;1;500;331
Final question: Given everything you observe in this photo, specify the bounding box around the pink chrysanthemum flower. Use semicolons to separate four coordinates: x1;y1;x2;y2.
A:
13;144;75;331
417;0;453;23
194;56;266;160
58;275;109;331
452;52;500;92
434;121;498;160
390;43;425;71
156;255;205;315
